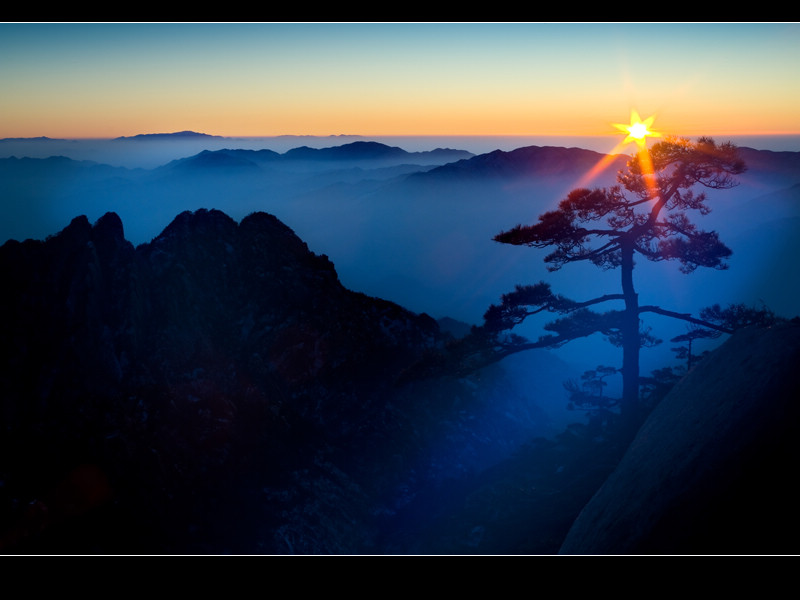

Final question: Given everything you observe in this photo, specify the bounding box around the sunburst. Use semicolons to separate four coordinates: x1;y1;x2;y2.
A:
614;110;661;147
575;110;663;189
612;110;662;202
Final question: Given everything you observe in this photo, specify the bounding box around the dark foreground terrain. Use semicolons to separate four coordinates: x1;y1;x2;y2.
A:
1;209;798;554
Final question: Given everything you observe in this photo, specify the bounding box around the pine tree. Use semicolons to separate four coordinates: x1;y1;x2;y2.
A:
482;136;746;427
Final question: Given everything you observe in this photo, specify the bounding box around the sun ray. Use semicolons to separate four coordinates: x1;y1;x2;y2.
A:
574;150;626;188
613;110;661;201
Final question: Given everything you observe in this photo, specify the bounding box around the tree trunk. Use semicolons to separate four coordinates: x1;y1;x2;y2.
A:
620;240;640;429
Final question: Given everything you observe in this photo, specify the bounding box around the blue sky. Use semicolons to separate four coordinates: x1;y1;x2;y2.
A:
1;22;799;140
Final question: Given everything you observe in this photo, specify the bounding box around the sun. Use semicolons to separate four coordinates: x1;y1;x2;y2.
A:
614;110;661;147
576;109;664;189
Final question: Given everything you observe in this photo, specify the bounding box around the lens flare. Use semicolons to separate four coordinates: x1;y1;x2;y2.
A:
574;110;663;191
614;110;661;148
613;110;661;204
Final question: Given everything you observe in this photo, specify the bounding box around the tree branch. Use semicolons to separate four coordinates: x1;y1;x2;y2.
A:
560;293;626;311
638;305;734;334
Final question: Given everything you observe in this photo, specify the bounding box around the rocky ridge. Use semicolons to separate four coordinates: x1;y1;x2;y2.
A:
0;208;563;554
0;209;448;552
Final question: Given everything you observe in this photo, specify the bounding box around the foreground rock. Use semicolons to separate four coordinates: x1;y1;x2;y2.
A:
559;322;800;554
0;209;570;554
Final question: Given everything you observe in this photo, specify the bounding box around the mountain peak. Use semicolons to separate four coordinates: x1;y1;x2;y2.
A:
0;136;65;142
113;130;222;141
282;141;408;161
161;149;260;172
412;144;630;182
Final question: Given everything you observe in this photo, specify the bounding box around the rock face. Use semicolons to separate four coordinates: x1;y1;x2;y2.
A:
559;322;800;554
0;209;565;554
0;208;441;428
0;209;451;553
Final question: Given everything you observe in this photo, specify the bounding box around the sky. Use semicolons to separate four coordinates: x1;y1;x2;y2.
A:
1;22;800;141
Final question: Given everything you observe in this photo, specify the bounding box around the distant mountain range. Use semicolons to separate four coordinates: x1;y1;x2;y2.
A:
112;130;224;141
0;131;360;143
0;136;69;142
162;141;474;172
1;140;798;354
407;145;631;183
0;131;219;143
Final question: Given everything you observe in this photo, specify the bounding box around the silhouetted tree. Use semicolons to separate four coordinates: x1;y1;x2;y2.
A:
472;137;746;427
672;301;784;370
670;325;721;370
638;366;684;412
564;365;620;430
699;301;781;331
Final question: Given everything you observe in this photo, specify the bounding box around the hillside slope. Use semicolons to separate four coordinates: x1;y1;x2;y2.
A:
559;321;800;554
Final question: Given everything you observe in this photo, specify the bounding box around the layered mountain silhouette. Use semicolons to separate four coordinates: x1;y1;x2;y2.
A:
2;140;798;369
160;140;473;169
406;144;630;181
1;202;799;553
1;138;799;553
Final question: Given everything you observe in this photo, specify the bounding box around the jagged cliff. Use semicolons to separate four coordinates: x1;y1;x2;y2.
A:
0;209;448;553
559;321;800;554
0;209;565;554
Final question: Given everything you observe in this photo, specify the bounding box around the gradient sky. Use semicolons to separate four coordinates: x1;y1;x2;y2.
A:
2;22;799;140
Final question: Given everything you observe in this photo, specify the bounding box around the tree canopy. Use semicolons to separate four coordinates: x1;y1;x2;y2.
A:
493;136;744;274
414;136;749;428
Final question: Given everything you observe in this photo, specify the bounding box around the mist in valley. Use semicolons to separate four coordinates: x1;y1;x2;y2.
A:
3;133;797;378
2;132;799;554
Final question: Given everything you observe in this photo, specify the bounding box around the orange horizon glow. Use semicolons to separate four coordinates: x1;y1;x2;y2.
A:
2;23;799;143
1;98;798;142
4;109;796;142
2;106;797;142
5;127;799;142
